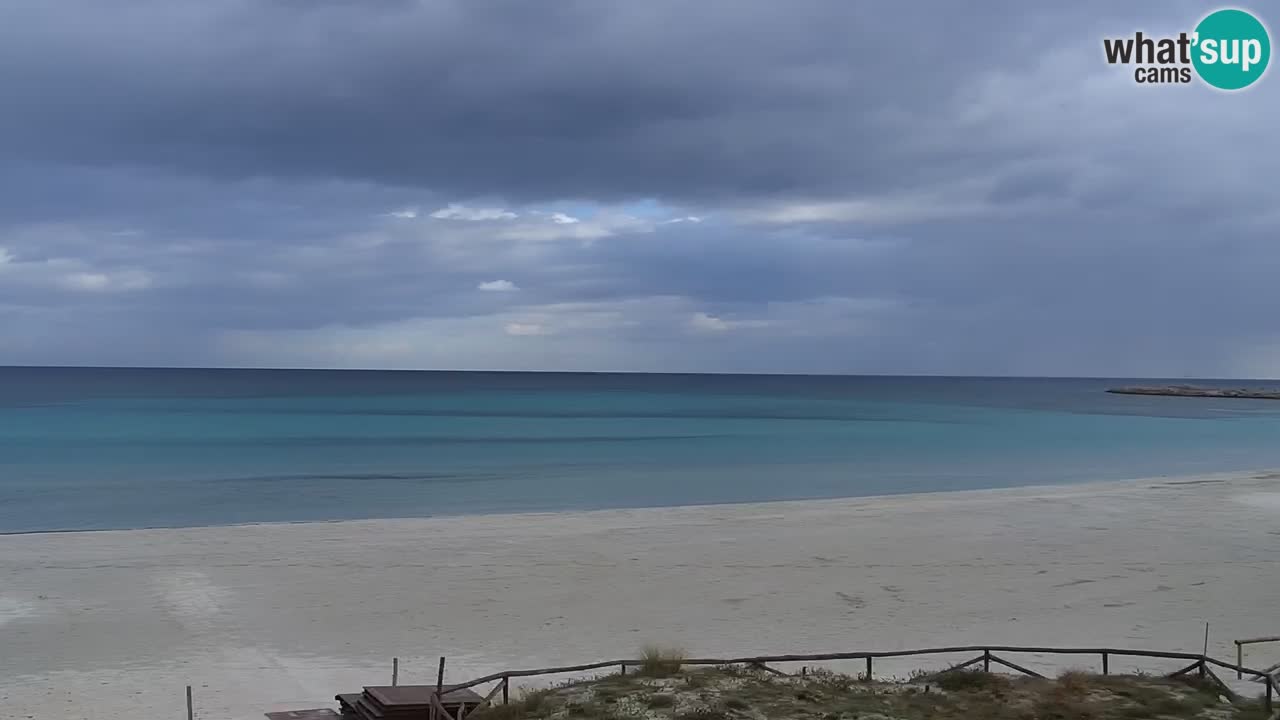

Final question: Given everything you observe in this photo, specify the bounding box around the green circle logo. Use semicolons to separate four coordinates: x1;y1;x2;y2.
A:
1192;9;1270;90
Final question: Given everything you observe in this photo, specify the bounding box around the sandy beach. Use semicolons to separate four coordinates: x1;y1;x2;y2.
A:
2;471;1278;720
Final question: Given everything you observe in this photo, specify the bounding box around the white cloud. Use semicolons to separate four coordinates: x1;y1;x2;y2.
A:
663;216;703;224
477;279;519;292
497;212;650;243
430;203;517;221
504;322;547;336
214;307;654;372
738;186;1001;226
387;207;419;219
209;294;903;374
57;269;153;292
59;272;111;291
0;238;156;293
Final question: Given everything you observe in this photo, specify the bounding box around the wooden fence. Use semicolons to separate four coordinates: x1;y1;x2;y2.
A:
1237;636;1280;680
420;644;1277;720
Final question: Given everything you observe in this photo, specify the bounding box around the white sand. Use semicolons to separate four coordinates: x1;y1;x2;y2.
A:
2;471;1278;720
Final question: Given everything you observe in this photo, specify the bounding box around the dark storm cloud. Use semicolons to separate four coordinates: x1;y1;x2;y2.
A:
0;0;1161;204
1;0;1279;376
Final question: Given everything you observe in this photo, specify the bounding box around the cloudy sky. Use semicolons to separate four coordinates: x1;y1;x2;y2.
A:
1;1;1277;376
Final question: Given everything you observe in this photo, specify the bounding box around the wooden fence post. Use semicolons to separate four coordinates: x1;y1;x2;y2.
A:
186;685;193;720
1101;652;1109;675
393;657;399;686
865;657;872;681
1265;676;1272;714
436;657;447;720
430;691;453;720
1236;642;1243;680
502;676;509;705
1197;659;1206;679
983;650;991;672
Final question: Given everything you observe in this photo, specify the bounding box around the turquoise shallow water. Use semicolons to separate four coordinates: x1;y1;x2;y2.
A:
2;367;1280;533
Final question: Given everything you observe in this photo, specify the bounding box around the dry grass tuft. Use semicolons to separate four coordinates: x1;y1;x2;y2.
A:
519;687;555;714
1032;686;1100;720
639;645;687;677
1056;669;1095;695
933;668;1011;694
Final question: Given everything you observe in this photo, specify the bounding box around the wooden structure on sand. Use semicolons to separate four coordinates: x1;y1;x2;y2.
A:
337;685;484;720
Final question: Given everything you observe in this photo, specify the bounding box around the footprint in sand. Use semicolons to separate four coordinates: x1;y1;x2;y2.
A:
1052;578;1096;589
836;591;866;609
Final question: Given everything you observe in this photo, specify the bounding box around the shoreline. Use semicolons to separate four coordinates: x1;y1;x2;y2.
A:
3;468;1277;720
4;467;1276;539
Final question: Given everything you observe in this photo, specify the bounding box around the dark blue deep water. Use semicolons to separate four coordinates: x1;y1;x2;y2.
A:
2;367;1280;533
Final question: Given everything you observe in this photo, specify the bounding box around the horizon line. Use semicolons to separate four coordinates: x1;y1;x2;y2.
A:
1;363;1277;382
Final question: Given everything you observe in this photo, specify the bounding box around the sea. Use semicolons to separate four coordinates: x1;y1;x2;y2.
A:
2;367;1279;534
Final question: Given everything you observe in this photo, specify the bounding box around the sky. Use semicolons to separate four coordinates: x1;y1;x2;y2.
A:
0;1;1277;377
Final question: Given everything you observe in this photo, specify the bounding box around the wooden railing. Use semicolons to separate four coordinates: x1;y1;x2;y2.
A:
421;644;1278;720
1236;636;1280;680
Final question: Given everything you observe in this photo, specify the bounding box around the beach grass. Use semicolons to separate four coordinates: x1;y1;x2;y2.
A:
637;645;686;678
469;663;1271;720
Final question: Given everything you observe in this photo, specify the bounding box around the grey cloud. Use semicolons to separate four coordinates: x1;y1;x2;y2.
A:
1;0;1203;204
2;0;1279;376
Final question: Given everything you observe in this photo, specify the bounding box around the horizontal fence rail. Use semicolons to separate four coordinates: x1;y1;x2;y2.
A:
426;644;1276;720
1236;637;1280;681
445;646;1276;692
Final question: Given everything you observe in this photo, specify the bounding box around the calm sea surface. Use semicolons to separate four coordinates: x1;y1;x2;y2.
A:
2;367;1279;533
